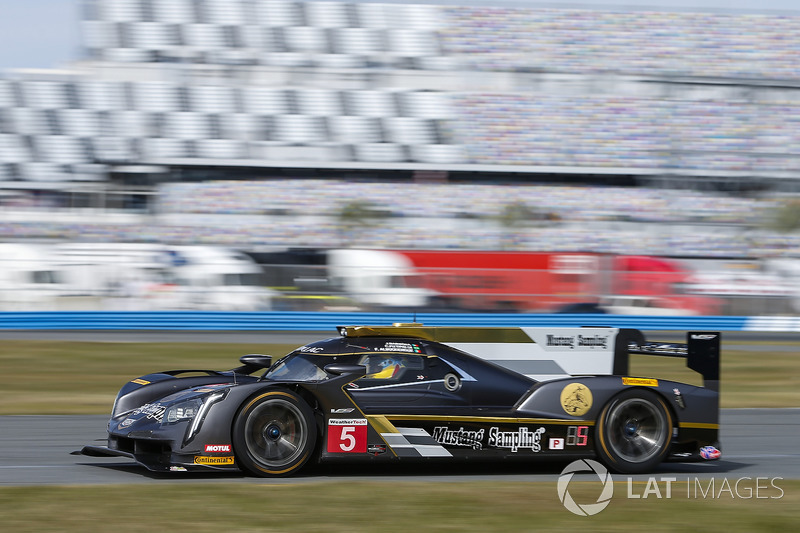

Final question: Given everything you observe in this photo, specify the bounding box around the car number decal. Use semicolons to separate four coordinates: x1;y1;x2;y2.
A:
327;418;368;453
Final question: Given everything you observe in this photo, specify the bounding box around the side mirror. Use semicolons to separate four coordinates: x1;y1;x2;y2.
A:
234;354;273;374
324;364;367;377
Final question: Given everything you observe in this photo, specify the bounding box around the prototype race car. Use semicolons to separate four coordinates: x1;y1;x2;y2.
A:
79;324;721;476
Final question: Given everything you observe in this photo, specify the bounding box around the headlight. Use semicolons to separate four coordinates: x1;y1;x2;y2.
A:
162;392;226;445
164;399;202;424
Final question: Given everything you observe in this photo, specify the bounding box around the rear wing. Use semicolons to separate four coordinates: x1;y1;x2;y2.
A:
618;329;721;392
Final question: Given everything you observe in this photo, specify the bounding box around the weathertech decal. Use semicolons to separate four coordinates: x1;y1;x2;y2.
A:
327;419;368;453
193;456;234;465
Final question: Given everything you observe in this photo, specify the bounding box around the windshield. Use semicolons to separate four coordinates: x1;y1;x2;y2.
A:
264;354;327;382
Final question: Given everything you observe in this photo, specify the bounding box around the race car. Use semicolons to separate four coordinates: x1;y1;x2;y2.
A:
79;324;721;476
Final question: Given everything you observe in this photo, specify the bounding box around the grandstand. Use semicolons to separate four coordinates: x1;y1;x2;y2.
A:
1;0;800;257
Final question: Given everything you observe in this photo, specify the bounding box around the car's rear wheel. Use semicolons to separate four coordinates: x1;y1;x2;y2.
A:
595;389;672;474
233;390;317;477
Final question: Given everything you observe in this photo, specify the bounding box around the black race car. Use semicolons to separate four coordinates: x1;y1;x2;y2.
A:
79;324;721;476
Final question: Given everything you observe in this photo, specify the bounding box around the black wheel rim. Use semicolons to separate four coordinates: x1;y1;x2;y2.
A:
244;399;307;469
606;398;667;463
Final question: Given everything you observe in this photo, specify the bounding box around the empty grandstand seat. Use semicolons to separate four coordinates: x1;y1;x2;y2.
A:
164;112;212;140
0;134;32;163
58;109;100;137
19;162;72;182
305;1;351;28
78;81;127;111
153;0;193;23
383;117;437;145
133;83;180;112
25;81;69;109
327;116;383;144
141;137;188;159
387;30;439;57
399;91;454;119
189;85;237;114
241;87;290;115
344;90;398;117
284;26;330;53
296;89;343;116
195;139;246;159
271;115;327;143
256;0;304;27
332;28;384;55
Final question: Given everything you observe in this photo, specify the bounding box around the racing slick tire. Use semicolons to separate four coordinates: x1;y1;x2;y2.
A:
595;388;673;475
233;389;317;477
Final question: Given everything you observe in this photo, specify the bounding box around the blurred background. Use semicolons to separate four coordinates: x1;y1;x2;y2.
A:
1;0;800;316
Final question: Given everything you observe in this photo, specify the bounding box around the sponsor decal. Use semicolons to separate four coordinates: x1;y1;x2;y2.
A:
673;388;686;409
327;419;368;453
204;444;232;453
691;334;717;340
622;377;659;387
331;408;355;414
169;466;187;472
118;418;134;429
367;444;387;456
432;426;484;450
547;335;575;349
376;342;422;353
545;335;609;350
488;426;545;453
560;383;593;416
549;437;565;450
131;379;150;385
298;345;324;353
328;418;368;426
577;335;608;349
131;403;166;423
193;456;234;465
700;446;721;460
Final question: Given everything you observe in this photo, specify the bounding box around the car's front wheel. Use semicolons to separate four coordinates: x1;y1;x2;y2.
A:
595;389;673;474
233;390;317;477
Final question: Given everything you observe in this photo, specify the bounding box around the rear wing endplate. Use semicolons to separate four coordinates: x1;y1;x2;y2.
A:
616;329;721;392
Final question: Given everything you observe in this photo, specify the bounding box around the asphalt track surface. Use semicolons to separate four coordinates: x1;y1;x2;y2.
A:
0;409;796;486
1;330;798;486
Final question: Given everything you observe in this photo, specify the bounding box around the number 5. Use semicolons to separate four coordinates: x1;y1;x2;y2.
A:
339;426;356;451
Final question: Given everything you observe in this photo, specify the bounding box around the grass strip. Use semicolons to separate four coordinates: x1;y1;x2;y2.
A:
1;341;798;414
0;480;797;532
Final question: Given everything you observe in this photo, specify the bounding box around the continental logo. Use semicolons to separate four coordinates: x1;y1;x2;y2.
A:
621;377;659;387
193;456;235;465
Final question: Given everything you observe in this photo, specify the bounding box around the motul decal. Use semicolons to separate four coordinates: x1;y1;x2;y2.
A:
204;444;232;453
